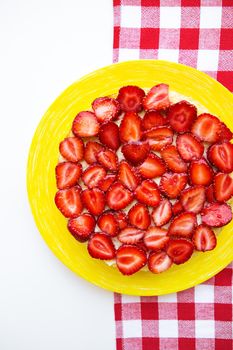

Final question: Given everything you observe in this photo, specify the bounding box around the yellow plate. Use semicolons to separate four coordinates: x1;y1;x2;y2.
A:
27;60;233;296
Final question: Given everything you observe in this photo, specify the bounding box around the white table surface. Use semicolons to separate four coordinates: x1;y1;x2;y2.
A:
0;1;116;349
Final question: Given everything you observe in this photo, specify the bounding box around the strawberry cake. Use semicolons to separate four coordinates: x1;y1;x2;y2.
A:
54;83;233;275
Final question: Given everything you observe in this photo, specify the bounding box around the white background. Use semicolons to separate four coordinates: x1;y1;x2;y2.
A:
0;1;115;349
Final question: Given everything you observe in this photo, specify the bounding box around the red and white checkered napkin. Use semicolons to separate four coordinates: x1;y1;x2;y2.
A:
113;1;233;349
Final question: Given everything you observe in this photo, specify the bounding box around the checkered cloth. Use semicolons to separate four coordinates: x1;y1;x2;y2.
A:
113;1;233;349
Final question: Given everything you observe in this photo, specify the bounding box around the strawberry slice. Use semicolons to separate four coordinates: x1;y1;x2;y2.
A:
98;174;116;192
143;84;170;110
189;158;213;186
135;180;161;207
152;199;172;226
117;85;145;112
97;149;118;171
201;203;232;227
67;213;95;242
168;100;197;133
144;227;169;251
168;212;197;239
128;203;151;230
176;133;204;162
206;184;215;203
118;161;139;191
119;112;142;143
81;188;105;216
92;97;120;122
148;251;173;274
138;153;166;178
121;141;150;166
116;245;147;275
191;113;221;143
82;165;106;189
172;201;183;216
97;211;118;237
59;137;84;162
214;173;233;202
106;182;133;210
180;186;205;214
160;172;188;199
87;233;116;260
55;186;83;218
218;122;233;142
56;162;82;190
114;211;128;229
118;227;145;244
99;121;120;150
161;145;188;173
84;141;104;164
208;142;233;173
192;224;217;251
142;127;173;151
72;111;99;137
142;110;168;130
166;238;194;265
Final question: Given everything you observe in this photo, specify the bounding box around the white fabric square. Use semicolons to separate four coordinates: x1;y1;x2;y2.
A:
121;6;141;28
195;284;214;303
159;320;178;338
160;7;181;29
158;293;177;303
158;49;179;62
121;295;141;304
200;6;222;29
195;320;215;339
123;320;142;338
197;50;219;71
119;48;140;61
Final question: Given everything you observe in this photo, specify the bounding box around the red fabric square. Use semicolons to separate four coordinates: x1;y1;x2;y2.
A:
178;338;195;350
141;302;158;320
116;338;122;349
181;0;200;5
142;337;159;349
113;0;121;5
180;28;199;49
220;29;233;50
115;303;122;321
215;267;232;286
215;339;233;350
217;71;233;91
141;0;160;6
177;302;195;320
140;28;159;49
215;303;232;321
114;27;120;49
222;0;233;5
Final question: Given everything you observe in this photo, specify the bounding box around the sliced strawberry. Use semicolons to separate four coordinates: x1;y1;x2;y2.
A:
67;213;95;242
55;186;83;218
176;133;204;162
82;165;106;189
72;111;99;137
180;186;205;214
143;84;170;111
135;180;161;207
218;122;233;142
99;121;120;150
142;110;168;130
128;203;151;230
106;182;133;210
87;233;116;260
138;153;166;178
208;142;233;173
201;203;232;227
114;211;128;229
118;227;145;244
144;227;169;251
97;149;118;171
84;141;104;164
206;184;216;203
148;251;172;274
160;172;188;199
116;245;147;275
98;174;116;192
56;162;82;190
166;238;194;265
119;112;142;143
192;224;217;251
161;145;188;173
142;127;173;151
59;137;84;162
92;97;120;122
121;141;150;166
168;100;197;133
152;199;172;227
117;85;145;112
172;201;183;216
168;212;197;239
97;211;118;237
191;113;221;143
189;158;213;186
214;173;233;202
81;188;105;216
118;161;139;191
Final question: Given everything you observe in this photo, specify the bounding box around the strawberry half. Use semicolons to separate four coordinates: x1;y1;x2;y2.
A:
148;251;172;274
81;188;105;216
201;203;232;227
143;84;170;110
206;184;215;203
117;85;145;112
98;174;116;192
114;211;128;229
142;110;168;130
99;121;120;150
172;201;183;216
166;238;194;265
189;158;213;186
97;211;118;237
92;97;120;122
118;161;139;191
97;149;118;171
119;112;142;143
192;224;217;252
56;162;82;190
84;141;104;164
67;213;95;242
214;173;233;202
168;100;197;133
118;227;145;244
191;113;221;143
82;165;106;189
87;233;116;260
106;182;133;210
55;186;83;218
138;153;166;178
116;245;147;275
128;203;151;230
59;137;84;163
121;141;150;166
135;180;161;207
207;142;233;173
72;111;99;137
160;172;188;199
176;133;204;162
152;199;172;227
142;127;173;151
144;227;169;251
168;212;197;239
161;145;188;173
180;186;205;214
218;122;233;142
